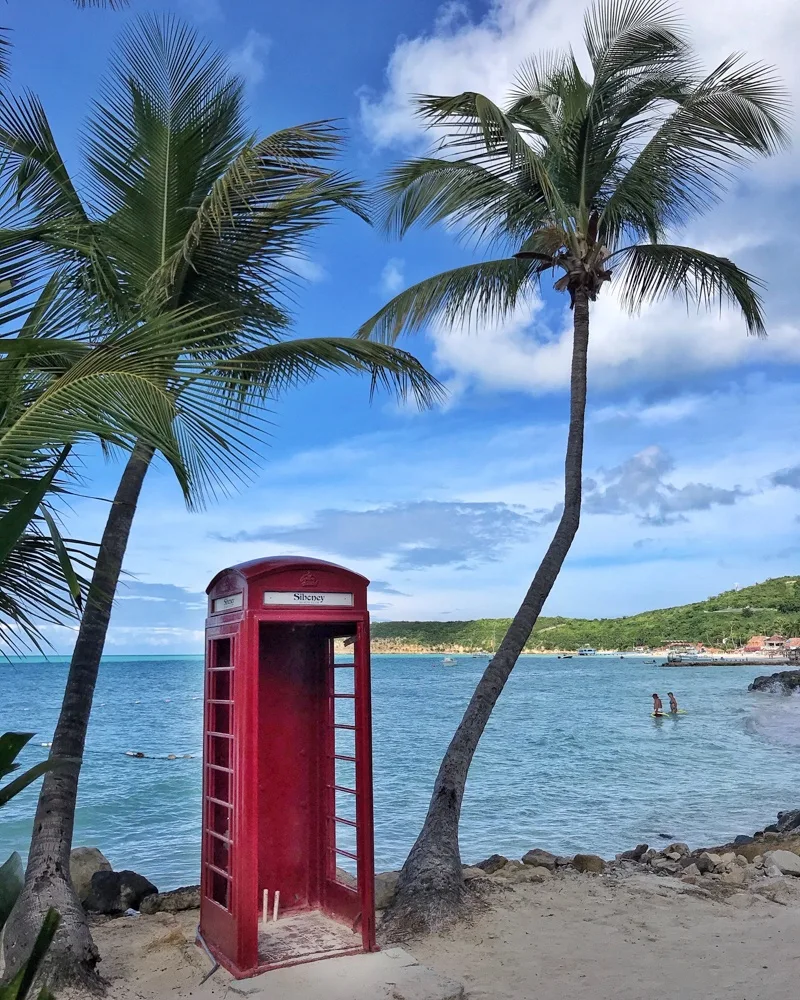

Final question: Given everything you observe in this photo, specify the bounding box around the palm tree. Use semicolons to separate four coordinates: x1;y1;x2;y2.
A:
0;16;440;987
357;0;789;937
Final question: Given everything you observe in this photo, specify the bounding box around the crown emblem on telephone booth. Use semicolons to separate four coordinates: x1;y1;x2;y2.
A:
299;571;319;588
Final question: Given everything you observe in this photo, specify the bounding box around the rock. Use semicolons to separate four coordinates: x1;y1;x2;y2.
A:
139;885;200;915
748;670;800;694
735;855;749;868
85;870;157;914
721;868;746;886
765;864;783;878
764;824;779;834
521;849;557;871
336;867;357;889
776;809;800;834
764;850;800;877
463;866;489;881
650;858;679;873
733;835;754;847
555;856;572;867
374;871;400;909
681;875;699;885
665;852;682;862
642;849;658;862
665;843;689;857
475;854;509;875
496;860;526;878
617;843;649;862
695;853;718;874
683;863;700;877
70;847;112;904
764;831;781;841
528;866;553;879
572;854;606;874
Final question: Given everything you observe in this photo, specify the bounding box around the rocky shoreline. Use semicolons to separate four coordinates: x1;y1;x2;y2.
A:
70;808;800;921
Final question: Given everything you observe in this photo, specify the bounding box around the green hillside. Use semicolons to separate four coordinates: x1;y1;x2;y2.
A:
370;576;800;652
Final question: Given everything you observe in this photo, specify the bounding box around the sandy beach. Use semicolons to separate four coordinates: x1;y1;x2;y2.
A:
79;867;800;1000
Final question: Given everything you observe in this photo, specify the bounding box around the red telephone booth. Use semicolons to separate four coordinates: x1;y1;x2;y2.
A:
200;556;377;978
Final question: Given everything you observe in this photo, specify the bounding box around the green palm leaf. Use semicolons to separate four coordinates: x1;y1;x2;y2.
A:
611;242;766;335
357;258;537;345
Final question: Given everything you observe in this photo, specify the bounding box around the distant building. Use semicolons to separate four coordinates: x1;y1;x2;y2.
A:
764;634;787;651
743;635;767;652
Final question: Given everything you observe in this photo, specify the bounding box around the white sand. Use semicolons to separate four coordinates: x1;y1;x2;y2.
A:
78;872;800;999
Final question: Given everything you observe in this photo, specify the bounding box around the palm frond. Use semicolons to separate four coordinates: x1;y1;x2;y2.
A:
602;52;790;245
376;157;537;248
611;242;766;335
222;337;445;409
356;258;537;344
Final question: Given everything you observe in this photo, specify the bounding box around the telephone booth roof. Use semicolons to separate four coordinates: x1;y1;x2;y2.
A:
206;555;370;592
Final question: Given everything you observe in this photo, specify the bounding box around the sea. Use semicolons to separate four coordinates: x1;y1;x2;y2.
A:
2;653;799;890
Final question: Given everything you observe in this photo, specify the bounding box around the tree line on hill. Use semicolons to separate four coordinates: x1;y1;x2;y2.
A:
370;577;800;651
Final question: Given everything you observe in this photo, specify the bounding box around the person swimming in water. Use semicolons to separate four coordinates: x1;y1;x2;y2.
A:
652;693;663;716
668;691;679;713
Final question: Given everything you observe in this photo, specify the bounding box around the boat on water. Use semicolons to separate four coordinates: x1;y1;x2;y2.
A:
577;647;596;656
442;656;457;665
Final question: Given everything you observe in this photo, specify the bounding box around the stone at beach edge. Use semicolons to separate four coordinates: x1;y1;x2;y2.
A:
85;869;158;914
374;871;400;910
69;846;112;904
572;854;606;874
475;854;509;874
764;850;800;876
748;670;800;693
521;849;557;871
139;885;201;914
616;843;648;861
777;810;800;834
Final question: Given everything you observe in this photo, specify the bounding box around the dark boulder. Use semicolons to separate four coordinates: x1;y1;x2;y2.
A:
748;670;800;694
85;869;157;914
139;885;200;915
733;835;754;847
572;854;606;874
521;849;557;871
475;854;509;875
777;809;800;835
616;844;649;862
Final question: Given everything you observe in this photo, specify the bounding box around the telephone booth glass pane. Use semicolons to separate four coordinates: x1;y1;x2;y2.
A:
205;636;235;914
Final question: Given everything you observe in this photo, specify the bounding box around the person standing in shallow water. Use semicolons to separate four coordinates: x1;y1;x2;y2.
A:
668;692;679;714
652;693;663;716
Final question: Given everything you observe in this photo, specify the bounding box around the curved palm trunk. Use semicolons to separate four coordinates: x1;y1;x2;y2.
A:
2;441;154;990
382;289;591;940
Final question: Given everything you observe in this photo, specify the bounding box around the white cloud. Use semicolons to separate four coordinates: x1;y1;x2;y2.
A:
591;396;705;426
430;291;800;396
361;0;800;391
380;257;405;295
287;255;328;283
362;0;800;159
229;30;271;87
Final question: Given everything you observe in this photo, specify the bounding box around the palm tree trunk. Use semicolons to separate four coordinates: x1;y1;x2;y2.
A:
381;288;591;941
2;441;155;991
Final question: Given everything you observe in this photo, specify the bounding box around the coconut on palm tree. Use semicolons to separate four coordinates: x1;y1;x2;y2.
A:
357;0;790;937
0;15;440;987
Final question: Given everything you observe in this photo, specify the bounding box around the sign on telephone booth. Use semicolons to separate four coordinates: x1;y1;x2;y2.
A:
200;556;377;979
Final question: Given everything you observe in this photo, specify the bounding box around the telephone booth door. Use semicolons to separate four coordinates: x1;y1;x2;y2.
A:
200;557;376;979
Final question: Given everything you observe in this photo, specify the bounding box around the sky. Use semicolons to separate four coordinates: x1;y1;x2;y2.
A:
8;0;800;654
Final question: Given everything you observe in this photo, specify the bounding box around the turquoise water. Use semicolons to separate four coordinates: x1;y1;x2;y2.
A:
1;654;798;890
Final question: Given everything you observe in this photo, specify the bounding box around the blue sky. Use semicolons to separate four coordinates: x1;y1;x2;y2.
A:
9;0;800;653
